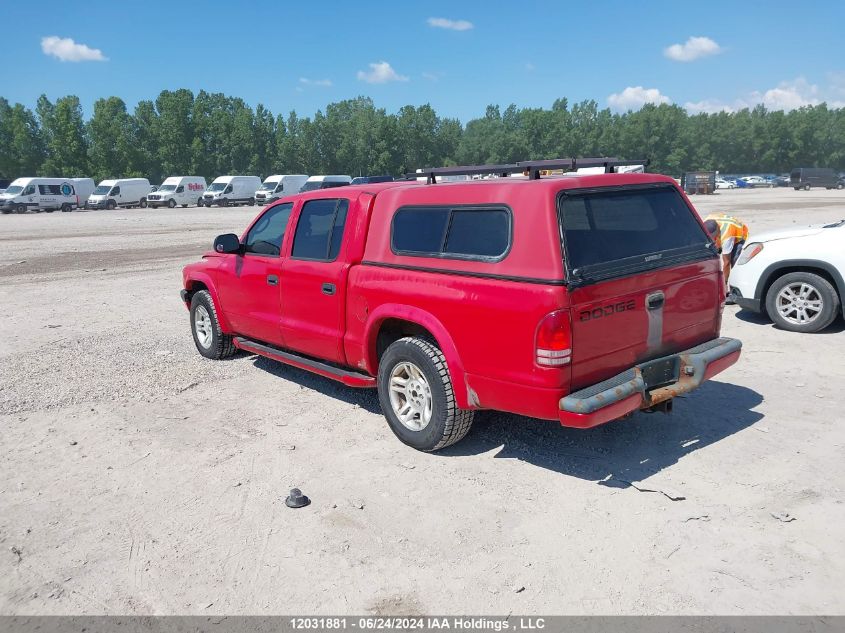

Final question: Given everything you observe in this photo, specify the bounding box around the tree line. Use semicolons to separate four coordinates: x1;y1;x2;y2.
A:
1;90;844;183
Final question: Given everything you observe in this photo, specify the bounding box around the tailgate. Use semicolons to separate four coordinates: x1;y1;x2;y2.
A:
558;183;722;390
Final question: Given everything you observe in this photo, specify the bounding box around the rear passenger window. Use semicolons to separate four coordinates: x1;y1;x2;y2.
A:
291;199;349;261
391;206;511;260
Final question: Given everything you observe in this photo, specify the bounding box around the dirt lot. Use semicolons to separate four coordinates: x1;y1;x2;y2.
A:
1;188;844;615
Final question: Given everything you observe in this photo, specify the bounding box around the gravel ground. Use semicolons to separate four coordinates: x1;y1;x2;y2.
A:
1;188;844;615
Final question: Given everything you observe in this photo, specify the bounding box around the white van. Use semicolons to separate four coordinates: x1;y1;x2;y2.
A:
147;176;208;208
0;177;84;214
86;178;152;210
299;175;352;192
255;174;308;205
201;175;262;207
70;178;95;208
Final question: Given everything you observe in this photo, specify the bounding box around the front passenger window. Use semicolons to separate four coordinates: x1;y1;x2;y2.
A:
111;187;120;195
176;186;184;193
23;186;35;195
244;203;293;257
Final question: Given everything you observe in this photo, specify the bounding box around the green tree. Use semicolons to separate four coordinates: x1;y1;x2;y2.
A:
38;95;89;176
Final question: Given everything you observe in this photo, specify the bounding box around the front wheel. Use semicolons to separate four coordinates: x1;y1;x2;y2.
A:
106;199;117;210
139;199;147;209
220;198;228;207
377;337;474;451
766;272;840;333
189;290;237;359
167;199;176;208
15;203;27;214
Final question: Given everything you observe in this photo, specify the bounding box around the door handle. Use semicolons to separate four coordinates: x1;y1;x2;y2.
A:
267;275;279;286
646;292;665;310
321;282;336;295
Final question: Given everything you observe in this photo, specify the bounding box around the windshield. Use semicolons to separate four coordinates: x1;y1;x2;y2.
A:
260;181;279;191
207;183;227;192
299;181;322;192
4;185;23;195
158;185;177;192
93;185;111;195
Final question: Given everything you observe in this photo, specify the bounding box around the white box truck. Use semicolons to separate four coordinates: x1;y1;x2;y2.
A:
201;175;262;207
255;174;308;205
299;175;352;192
0;177;87;214
86;178;152;210
70;178;95;208
147;176;208;208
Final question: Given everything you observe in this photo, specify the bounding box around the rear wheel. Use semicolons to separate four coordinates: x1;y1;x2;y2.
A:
189;290;236;359
197;197;203;207
377;337;474;451
804;183;811;191
766;272;840;333
61;203;72;213
837;183;844;190
248;197;255;206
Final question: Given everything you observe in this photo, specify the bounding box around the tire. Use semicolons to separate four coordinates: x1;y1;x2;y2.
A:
106;199;116;210
377;337;474;451
168;199;176;208
61;203;71;213
15;203;27;214
804;184;811;191
220;198;229;207
140;199;147;209
197;197;203;207
189;290;237;360
837;183;844;190
794;187;801;191
181;204;187;208
248;197;255;206
765;272;840;333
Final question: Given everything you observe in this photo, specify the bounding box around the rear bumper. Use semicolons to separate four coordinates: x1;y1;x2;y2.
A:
558;337;742;428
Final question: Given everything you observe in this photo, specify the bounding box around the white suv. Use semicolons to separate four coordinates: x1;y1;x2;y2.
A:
730;220;845;332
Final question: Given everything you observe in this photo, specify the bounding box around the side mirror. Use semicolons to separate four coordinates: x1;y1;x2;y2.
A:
213;233;241;254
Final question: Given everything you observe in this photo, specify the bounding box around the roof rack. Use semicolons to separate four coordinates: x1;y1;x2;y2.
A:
408;157;650;183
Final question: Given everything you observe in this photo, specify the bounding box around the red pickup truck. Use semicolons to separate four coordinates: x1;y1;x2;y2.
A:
181;159;741;451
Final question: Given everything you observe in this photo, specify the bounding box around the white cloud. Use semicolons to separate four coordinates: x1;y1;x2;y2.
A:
422;71;441;81
299;77;332;87
664;36;722;62
427;17;474;31
41;36;107;62
356;61;409;84
684;77;845;114
608;86;671;111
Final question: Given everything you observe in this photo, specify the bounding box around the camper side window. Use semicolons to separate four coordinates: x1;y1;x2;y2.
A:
39;184;62;195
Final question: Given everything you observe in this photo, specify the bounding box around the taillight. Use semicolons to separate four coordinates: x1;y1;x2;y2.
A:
535;309;572;366
736;242;763;265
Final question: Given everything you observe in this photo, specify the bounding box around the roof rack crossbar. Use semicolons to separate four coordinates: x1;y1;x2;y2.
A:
407;157;650;182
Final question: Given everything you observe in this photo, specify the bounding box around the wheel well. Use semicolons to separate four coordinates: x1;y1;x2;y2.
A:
184;280;208;302
761;266;840;313
375;318;435;362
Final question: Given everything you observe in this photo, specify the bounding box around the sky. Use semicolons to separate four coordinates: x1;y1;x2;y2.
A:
2;0;844;122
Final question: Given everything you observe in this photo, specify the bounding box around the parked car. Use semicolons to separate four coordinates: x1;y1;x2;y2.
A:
715;178;735;190
86;178;152;209
0;177;88;213
202;176;262;207
180;159;741;451
773;175;791;187
351;175;394;185
299;175;352;192
729;219;844;332
255;175;309;205
147;176;207;208
740;176;773;188
790;167;840;190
